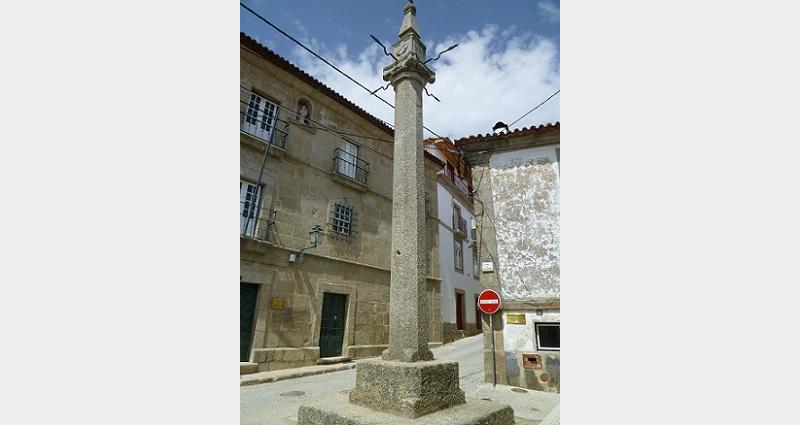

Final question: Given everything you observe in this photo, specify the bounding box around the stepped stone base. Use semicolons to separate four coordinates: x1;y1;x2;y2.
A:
298;392;515;425
348;358;465;418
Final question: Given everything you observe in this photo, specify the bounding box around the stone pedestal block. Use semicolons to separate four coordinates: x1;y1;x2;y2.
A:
299;392;515;425
348;358;466;418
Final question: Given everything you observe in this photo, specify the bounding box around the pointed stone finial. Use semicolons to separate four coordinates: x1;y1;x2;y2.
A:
399;0;420;37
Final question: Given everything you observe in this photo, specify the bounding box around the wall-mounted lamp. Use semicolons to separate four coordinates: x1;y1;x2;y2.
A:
291;224;323;263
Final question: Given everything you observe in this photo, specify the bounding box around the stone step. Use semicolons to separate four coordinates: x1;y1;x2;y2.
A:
316;356;351;366
298;393;515;425
240;362;258;375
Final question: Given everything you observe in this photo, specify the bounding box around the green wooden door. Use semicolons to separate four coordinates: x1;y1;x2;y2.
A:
240;283;260;362
319;293;347;358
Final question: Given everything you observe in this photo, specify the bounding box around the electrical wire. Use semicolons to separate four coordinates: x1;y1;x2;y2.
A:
508;89;560;129
240;2;445;139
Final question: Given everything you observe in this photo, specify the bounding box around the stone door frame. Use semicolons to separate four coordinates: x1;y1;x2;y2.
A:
240;262;277;363
311;282;356;358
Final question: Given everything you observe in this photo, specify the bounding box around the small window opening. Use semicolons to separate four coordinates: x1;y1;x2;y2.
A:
535;323;560;350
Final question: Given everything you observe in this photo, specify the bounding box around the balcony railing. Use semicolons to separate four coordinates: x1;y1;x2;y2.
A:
240;201;277;243
240;87;289;150
333;148;369;185
453;213;468;237
443;163;473;202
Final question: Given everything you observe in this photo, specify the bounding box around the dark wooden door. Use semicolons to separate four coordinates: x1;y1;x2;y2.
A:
240;283;260;362
456;292;465;330
319;293;347;358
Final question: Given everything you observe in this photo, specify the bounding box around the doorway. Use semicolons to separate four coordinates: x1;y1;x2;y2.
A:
455;292;465;331
319;293;347;358
240;283;260;362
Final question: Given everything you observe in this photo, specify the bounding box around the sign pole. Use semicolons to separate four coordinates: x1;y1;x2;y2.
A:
489;312;497;387
477;289;502;388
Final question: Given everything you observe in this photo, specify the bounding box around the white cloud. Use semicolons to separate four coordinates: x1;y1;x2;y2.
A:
538;1;560;23
289;25;560;139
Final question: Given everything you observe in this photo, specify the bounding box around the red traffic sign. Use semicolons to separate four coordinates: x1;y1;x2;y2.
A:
477;289;502;315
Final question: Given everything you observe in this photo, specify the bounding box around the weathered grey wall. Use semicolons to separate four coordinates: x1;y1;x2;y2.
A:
460;130;560;392
489;145;560;302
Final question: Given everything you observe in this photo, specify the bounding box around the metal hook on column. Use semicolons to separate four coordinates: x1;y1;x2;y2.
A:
370;82;392;95
423;87;440;102
423;43;459;64
370;34;397;61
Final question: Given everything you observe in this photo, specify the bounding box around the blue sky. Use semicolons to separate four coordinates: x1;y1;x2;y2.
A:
241;0;560;138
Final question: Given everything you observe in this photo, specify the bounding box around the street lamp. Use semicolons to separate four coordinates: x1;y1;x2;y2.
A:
294;224;323;263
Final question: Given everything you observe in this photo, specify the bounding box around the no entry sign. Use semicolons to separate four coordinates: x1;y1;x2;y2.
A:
477;289;502;315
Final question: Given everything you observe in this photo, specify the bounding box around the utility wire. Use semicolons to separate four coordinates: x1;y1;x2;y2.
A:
241;87;462;162
508;89;560;129
240;2;445;138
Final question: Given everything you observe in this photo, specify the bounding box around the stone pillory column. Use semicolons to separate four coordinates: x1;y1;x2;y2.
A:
381;0;435;364
297;3;516;423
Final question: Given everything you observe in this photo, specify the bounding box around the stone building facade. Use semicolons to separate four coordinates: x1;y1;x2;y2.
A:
240;33;444;373
456;122;560;393
425;139;482;343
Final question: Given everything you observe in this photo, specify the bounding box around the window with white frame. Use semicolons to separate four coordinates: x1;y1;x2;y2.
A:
337;141;359;180
240;180;261;236
332;203;354;236
535;322;560;351
454;239;463;272
242;92;278;142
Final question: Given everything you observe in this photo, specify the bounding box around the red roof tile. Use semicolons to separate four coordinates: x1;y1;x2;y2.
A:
454;122;560;147
241;33;394;136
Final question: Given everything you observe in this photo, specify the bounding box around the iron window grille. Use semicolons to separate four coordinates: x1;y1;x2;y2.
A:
240;87;289;150
535;322;560;351
333;147;369;185
330;202;357;238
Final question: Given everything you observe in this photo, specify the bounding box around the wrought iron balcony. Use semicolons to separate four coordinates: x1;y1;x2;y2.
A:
443;163;473;202
453;213;468;238
240;201;277;243
240;87;289;150
333;148;369;185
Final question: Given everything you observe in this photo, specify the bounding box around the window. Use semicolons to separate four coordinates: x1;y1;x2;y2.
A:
332;203;354;236
242;92;278;142
452;204;467;235
535;323;560;350
336;141;359;180
454;239;463;272
424;192;431;215
240;180;261;236
455;292;465;330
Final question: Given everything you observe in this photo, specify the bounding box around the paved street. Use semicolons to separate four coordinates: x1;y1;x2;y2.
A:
241;334;558;424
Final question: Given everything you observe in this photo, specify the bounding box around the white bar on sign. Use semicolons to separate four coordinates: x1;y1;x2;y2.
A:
479;299;499;304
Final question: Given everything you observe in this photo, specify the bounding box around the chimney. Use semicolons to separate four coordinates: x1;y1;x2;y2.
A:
492;121;510;135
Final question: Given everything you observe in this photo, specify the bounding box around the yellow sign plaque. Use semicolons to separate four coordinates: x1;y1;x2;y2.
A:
270;297;285;310
506;313;526;325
